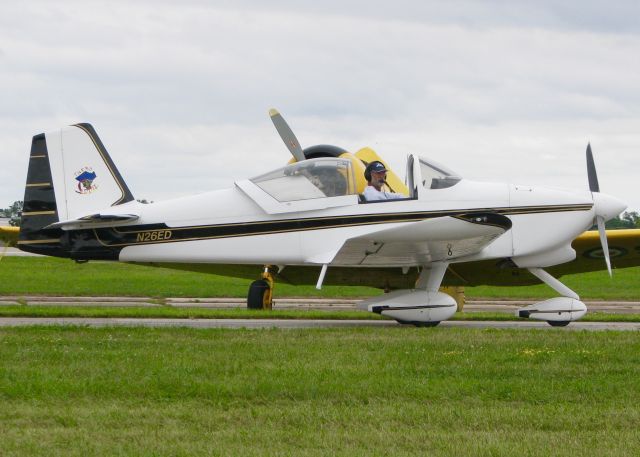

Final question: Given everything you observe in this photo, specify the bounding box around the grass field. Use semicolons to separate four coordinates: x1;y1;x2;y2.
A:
0;257;639;300
0;257;377;297
0;305;384;320
1;257;638;456
2;305;640;323
1;326;639;456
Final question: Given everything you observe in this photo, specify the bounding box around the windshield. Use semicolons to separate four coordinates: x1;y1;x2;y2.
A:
251;158;357;202
419;158;461;189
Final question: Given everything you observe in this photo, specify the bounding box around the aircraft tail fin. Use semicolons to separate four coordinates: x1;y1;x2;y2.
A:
18;124;134;256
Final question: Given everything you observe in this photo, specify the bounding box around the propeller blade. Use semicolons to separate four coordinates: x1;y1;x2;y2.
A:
269;109;306;162
596;215;612;277
586;143;600;193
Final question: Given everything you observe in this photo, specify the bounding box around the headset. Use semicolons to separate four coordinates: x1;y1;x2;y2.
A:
364;161;386;182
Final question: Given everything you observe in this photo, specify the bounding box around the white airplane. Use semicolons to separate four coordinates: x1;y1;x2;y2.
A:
15;110;627;326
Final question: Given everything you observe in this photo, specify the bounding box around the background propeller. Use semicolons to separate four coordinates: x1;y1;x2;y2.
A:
269;108;306;162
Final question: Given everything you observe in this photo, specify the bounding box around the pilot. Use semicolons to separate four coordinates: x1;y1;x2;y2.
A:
363;161;405;201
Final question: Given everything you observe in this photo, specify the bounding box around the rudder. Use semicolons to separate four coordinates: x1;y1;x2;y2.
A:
47;123;134;221
18;124;134;257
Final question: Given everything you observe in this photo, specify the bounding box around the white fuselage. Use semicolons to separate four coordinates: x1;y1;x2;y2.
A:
114;178;596;269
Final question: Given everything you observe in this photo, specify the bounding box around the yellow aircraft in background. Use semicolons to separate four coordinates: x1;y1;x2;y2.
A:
0;226;19;248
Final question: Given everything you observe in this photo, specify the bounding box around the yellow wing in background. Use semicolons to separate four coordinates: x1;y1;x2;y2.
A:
569;228;640;272
446;228;640;287
0;226;20;248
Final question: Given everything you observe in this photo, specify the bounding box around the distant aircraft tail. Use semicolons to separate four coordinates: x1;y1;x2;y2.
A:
18;124;134;257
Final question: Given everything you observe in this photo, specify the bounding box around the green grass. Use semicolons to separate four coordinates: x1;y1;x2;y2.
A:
0;257;378;297
0;305;384;320
2;305;640;323
0;327;639;456
1;257;639;300
470;267;640;300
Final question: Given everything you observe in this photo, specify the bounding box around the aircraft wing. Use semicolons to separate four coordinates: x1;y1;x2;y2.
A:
329;213;512;266
147;229;640;290
564;228;640;273
0;226;20;247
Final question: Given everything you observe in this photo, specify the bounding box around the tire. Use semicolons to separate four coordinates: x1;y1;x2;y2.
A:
547;320;570;327
247;279;270;309
415;321;441;328
395;319;441;327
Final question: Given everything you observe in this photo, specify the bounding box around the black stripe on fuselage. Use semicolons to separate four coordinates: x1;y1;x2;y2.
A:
87;203;591;248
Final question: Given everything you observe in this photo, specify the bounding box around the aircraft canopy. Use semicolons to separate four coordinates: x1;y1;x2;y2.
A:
419;157;461;189
250;158;357;202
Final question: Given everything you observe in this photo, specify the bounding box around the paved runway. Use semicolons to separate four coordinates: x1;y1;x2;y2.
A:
0;317;638;331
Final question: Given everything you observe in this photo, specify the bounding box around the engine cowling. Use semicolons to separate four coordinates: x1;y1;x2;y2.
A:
516;297;587;323
358;290;457;325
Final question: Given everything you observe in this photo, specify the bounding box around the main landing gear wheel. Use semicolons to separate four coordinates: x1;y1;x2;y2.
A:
395;320;441;327
247;279;271;310
547;321;570;327
415;321;441;327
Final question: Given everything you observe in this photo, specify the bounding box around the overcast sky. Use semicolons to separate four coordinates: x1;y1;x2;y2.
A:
1;1;639;211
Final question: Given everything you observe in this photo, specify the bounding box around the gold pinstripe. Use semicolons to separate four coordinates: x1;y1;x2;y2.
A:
92;203;593;247
93;217;423;247
17;239;60;245
110;203;593;235
22;211;56;216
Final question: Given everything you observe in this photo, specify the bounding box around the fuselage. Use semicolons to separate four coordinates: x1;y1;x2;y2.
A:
93;178;596;269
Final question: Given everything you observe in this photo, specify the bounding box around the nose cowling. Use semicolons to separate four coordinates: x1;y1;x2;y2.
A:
593;192;627;221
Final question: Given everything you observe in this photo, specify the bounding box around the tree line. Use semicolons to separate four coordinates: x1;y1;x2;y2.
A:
0;201;23;227
602;211;640;229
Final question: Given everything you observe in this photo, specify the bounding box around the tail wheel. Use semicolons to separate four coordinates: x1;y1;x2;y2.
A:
247;279;272;310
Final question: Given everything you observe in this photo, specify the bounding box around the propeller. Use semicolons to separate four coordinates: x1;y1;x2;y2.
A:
586;143;625;277
586;143;599;192
269;108;306;162
595;212;611;276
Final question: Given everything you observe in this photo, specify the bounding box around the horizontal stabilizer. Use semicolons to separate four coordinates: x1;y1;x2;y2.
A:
45;213;139;230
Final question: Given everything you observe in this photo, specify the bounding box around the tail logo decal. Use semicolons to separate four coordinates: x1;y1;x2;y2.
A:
74;167;98;194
